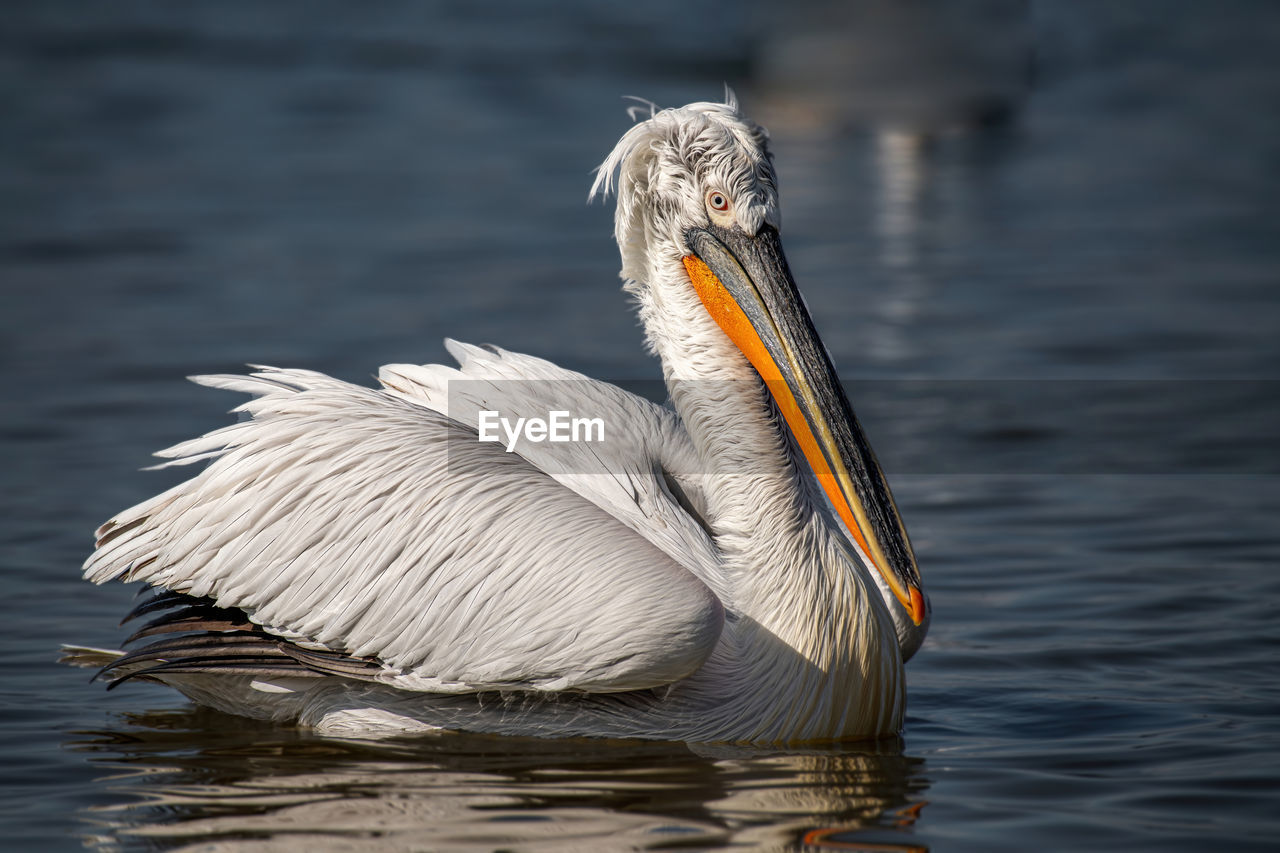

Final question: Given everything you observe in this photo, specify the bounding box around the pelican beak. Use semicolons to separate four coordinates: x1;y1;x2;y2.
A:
684;224;926;625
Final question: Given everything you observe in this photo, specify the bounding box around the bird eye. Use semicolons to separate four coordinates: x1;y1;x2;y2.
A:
707;191;730;212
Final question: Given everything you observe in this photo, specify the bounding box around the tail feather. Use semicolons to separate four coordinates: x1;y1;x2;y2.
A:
59;645;124;669
65;587;388;691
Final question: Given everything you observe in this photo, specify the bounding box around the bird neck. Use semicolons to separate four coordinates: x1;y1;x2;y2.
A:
632;257;905;738
634;257;904;720
634;253;808;529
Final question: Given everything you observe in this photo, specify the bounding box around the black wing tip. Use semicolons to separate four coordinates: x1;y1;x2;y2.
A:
95;588;389;689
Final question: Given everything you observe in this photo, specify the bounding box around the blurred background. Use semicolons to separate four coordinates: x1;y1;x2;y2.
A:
2;1;1278;851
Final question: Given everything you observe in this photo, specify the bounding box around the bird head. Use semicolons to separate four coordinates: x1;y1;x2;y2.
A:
593;96;929;647
590;95;781;286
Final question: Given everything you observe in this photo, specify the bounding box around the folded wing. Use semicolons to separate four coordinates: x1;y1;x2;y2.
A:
83;367;724;693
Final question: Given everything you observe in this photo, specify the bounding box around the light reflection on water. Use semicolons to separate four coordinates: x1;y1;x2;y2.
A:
71;709;927;851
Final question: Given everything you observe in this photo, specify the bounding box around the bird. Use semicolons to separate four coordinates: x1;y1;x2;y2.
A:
70;95;930;744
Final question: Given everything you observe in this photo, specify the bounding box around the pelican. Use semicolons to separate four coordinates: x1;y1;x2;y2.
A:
72;96;929;743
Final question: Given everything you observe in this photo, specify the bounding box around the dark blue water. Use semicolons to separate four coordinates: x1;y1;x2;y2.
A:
3;2;1278;850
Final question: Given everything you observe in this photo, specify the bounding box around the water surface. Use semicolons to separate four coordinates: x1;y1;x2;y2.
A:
2;2;1278;850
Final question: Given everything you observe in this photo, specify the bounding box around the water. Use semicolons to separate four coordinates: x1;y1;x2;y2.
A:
2;2;1279;850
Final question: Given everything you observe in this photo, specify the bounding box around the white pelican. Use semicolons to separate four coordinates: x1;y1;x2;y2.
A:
73;96;929;743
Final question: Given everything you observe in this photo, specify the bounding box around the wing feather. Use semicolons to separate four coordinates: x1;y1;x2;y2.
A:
378;343;725;602
85;367;724;694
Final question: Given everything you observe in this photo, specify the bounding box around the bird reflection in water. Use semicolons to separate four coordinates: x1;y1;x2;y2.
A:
68;708;929;851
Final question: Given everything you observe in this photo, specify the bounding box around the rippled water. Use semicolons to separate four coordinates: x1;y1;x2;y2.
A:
3;2;1279;850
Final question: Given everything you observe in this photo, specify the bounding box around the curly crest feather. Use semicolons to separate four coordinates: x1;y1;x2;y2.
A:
589;95;779;284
